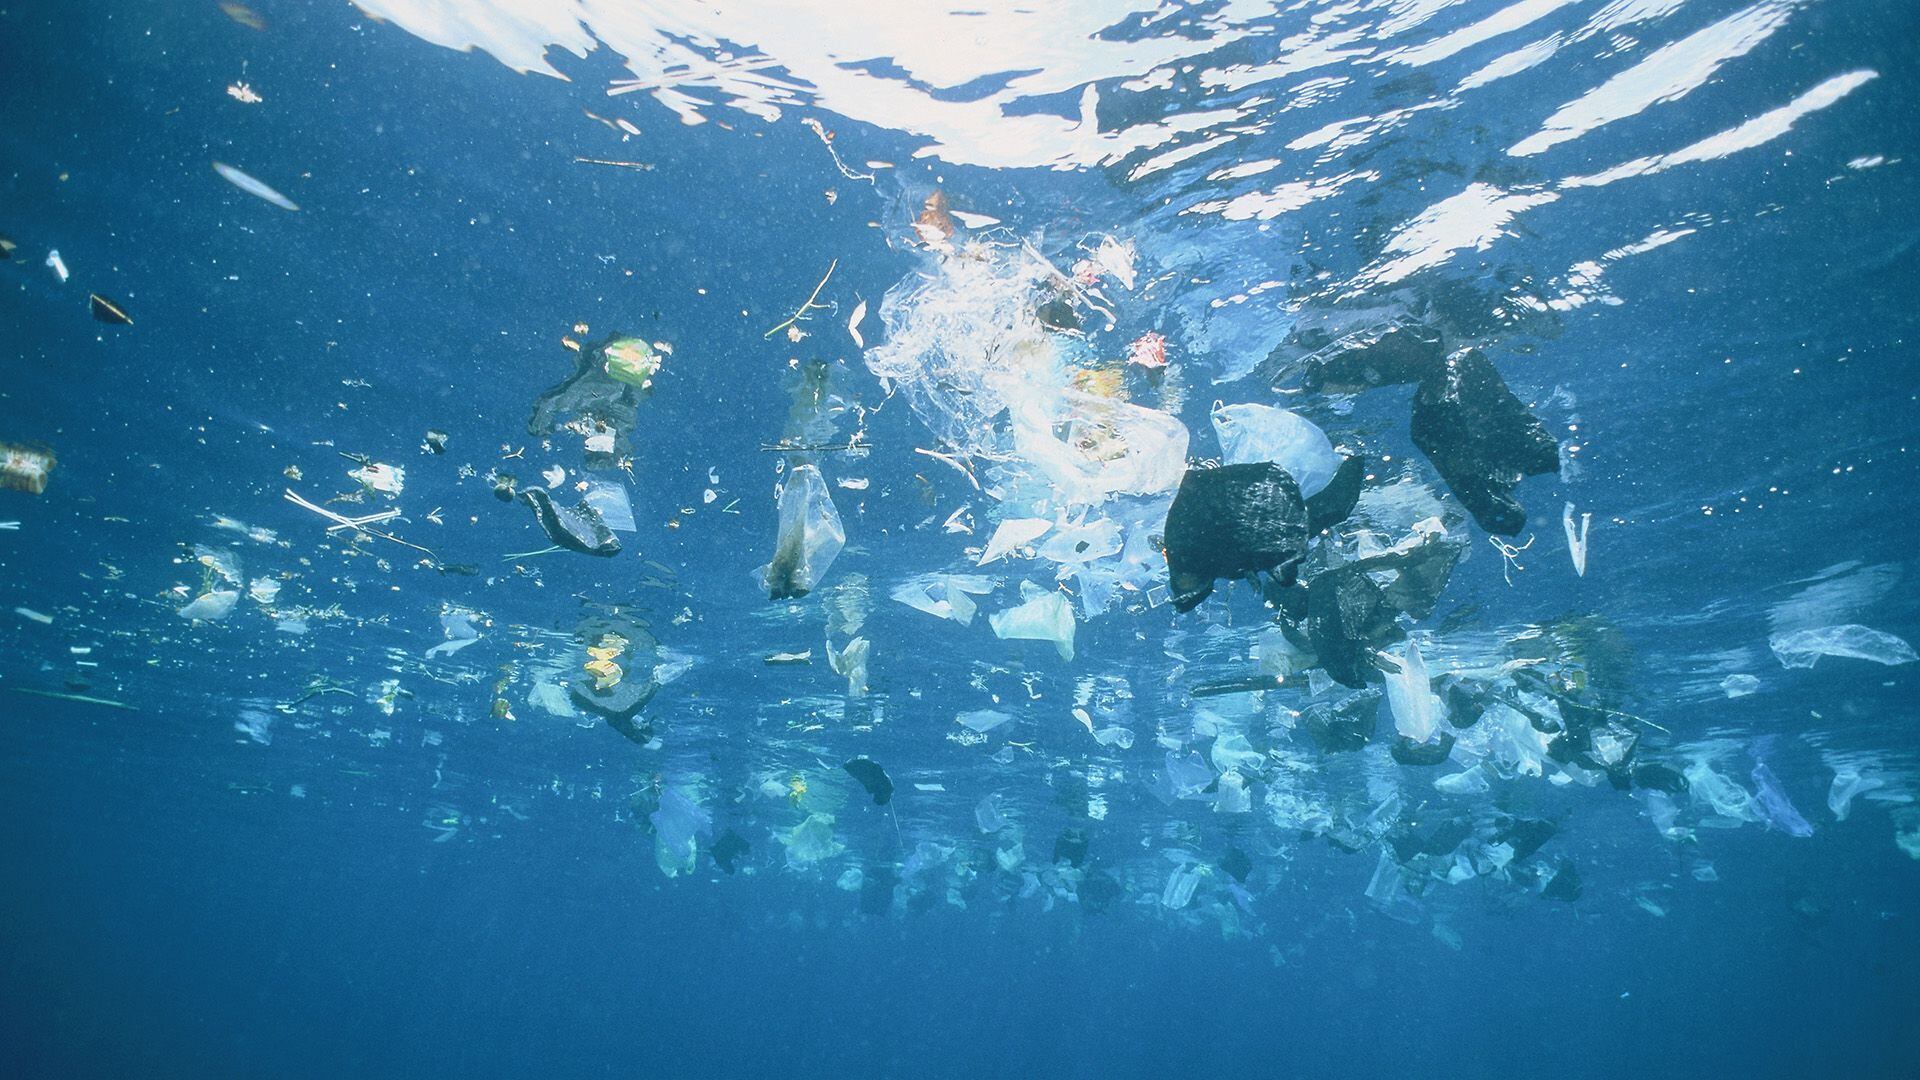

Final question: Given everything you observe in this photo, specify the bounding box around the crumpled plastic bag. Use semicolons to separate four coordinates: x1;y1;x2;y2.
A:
761;464;845;600
1211;402;1341;498
988;583;1076;660
520;487;620;556
1009;389;1189;503
1768;624;1917;669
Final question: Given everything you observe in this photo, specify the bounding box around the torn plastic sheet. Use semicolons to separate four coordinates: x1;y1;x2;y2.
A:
761;464;845;600
988;583;1076;661
975;794;1007;833
1769;624;1917;669
1749;759;1814;838
891;573;994;625
979;518;1050;564
1211;402;1340;498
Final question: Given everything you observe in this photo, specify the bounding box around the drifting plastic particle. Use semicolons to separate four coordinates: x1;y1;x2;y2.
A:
44;249;68;283
213;161;300;211
14;607;53;625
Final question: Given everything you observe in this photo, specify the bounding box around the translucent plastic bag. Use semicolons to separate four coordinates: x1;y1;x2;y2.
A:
761;464;845;600
1211;402;1341;497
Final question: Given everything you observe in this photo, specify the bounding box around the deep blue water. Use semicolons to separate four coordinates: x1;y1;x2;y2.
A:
3;1;1919;1076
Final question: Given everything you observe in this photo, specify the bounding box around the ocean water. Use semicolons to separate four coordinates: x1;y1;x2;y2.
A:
2;1;1918;1077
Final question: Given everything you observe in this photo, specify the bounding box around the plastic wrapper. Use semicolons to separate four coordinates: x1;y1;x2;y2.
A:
520;487;620;556
761;464;845;600
1827;767;1885;821
1382;640;1444;744
1163;463;1309;612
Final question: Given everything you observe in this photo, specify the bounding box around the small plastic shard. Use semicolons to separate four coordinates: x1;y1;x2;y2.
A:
979;518;1051;564
601;337;661;390
15;607;53;625
760;464;845;600
764;650;812;665
842;757;894;805
1563;502;1591;576
44;249;68;282
213;161;299;211
1210;402;1340;497
177;590;240;621
1720;674;1760;698
1769;624;1917;669
425;609;482;658
88;293;133;326
848;299;867;348
519;486;620;556
988;584;1076;661
0;443;55;495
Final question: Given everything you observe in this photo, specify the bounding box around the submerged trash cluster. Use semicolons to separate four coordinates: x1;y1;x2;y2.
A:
6;168;1912;941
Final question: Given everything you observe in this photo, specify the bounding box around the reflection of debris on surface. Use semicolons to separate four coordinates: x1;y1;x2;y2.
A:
527;333;661;466
567;614;660;746
0;443;55;494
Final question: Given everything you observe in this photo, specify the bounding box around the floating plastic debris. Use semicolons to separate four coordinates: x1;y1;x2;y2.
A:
213;161;300;211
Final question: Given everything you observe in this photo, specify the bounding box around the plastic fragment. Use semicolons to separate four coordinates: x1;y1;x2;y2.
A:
988;584;1076;661
1720;674;1760;698
0;443;56;494
213;161;300;211
979;518;1050;564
